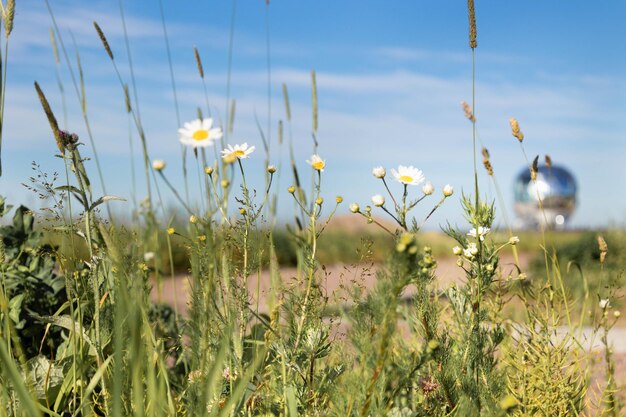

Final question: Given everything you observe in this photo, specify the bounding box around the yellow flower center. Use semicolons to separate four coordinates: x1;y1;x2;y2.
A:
399;175;413;183
192;129;209;141
312;161;325;170
233;150;245;157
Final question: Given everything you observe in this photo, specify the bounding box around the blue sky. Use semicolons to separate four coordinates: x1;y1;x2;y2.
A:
0;0;625;229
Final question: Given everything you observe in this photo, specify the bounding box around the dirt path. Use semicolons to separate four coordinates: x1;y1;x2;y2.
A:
151;253;528;315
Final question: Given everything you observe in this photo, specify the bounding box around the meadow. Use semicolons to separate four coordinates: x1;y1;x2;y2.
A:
0;1;624;416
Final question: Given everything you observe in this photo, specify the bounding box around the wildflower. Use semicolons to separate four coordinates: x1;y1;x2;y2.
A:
467;226;490;241
452;246;462;256
179;118;223;148
221;179;230;188
371;194;385;207
349;203;360;213
239;208;246;215
442;184;454;197
315;197;324;205
167;227;175;235
152;159;166;171
372;166;386;179
307;154;326;172
198;235;207;242
422;182;434;195
204;166;214;175
143;252;155;262
221;143;255;160
508;236;520;245
336;196;343;204
189;215;198;224
599;299;611;310
288;186;296;194
391;165;424;186
267;164;277;174
614;311;621;318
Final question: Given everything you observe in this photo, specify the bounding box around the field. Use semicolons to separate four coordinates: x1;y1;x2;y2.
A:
0;1;625;416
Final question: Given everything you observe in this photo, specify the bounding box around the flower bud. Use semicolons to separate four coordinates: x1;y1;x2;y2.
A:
221;179;230;188
336;196;343;204
204;166;214;175
152;159;166;171
599;299;611;310
443;184;454;197
167;227;175;235
288;186;296;194
349;203;360;213
422;182;434;196
614;311;621;318
267;164;277;174
189;215;198;224
372;166;386;178
371;194;385;207
315;197;324;205
508;236;520;245
452;246;462;256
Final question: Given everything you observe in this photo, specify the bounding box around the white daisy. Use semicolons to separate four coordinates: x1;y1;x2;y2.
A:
178;118;223;148
307;154;326;172
221;143;255;160
390;165;425;186
467;226;490;241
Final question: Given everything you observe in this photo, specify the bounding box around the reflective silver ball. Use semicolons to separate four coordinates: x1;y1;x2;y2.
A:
513;164;577;228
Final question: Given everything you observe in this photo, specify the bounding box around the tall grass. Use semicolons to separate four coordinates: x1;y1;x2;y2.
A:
0;1;623;416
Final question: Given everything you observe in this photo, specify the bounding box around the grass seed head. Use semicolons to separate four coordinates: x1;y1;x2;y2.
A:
93;22;114;60
509;117;524;142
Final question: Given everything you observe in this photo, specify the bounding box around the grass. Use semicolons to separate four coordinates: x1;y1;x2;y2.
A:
0;1;624;416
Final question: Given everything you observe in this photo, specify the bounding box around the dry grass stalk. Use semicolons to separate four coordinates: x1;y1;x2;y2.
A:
509;117;524;142
598;235;608;264
461;100;476;122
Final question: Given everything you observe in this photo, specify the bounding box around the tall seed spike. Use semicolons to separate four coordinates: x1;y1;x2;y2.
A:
282;83;291;121
34;81;64;154
49;28;60;65
4;0;14;38
467;0;477;49
93;21;114;60
193;46;204;79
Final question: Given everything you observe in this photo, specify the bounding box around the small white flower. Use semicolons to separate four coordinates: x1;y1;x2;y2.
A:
189;215;198;224
143;252;155;262
178;118;223;148
452;246;462;256
152;160;166;171
508;236;520;245
467;226;490;241
349;203;360;213
614;311;621;318
372;166;386;179
599;299;611;310
307;154;326;172
371;194;385;207
422;182;434;195
390;165;425;186
443;184;454;197
267;164;277;173
221;143;255;160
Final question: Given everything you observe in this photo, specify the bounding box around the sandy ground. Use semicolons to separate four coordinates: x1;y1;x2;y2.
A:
150;253;626;394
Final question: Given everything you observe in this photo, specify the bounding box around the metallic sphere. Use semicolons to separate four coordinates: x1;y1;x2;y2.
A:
513;164;577;228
